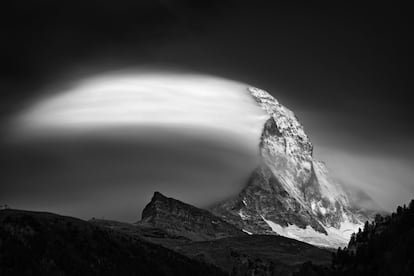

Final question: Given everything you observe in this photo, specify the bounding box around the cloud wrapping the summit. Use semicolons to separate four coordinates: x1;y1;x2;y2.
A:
11;72;267;142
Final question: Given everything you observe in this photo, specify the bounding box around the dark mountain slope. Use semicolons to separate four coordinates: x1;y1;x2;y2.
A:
172;235;331;275
0;209;225;276
93;219;332;276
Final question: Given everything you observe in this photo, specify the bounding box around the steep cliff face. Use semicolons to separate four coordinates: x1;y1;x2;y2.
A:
211;87;366;248
139;192;246;241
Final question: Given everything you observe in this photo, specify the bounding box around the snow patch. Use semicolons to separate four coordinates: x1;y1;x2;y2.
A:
311;200;328;216
261;216;362;248
312;161;347;205
319;205;327;216
242;229;253;235
311;201;317;213
238;210;248;220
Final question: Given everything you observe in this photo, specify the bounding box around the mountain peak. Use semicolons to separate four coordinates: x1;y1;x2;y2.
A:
139;192;246;241
152;191;167;201
210;87;367;248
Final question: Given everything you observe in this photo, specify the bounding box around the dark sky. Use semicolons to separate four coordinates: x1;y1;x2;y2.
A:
1;1;413;220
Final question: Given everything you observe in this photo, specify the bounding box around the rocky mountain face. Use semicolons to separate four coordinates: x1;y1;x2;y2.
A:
211;87;367;248
138;191;246;241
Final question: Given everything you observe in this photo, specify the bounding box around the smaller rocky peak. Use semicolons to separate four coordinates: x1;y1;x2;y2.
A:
152;191;168;202
139;192;246;241
141;191;183;222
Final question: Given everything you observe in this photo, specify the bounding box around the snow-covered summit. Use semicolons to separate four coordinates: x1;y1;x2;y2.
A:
211;87;367;248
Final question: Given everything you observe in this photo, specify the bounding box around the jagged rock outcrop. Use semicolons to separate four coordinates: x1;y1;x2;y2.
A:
211;87;367;248
138;191;246;241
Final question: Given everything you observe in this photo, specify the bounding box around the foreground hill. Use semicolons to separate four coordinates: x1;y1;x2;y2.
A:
295;199;414;275
91;192;332;275
0;209;225;276
172;235;331;275
93;218;332;275
0;206;332;276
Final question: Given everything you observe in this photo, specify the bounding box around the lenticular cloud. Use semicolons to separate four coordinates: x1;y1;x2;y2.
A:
11;71;267;140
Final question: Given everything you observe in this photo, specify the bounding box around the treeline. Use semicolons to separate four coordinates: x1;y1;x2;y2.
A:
295;200;414;276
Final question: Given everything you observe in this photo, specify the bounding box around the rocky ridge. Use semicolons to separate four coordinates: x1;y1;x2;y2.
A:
138;191;246;241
